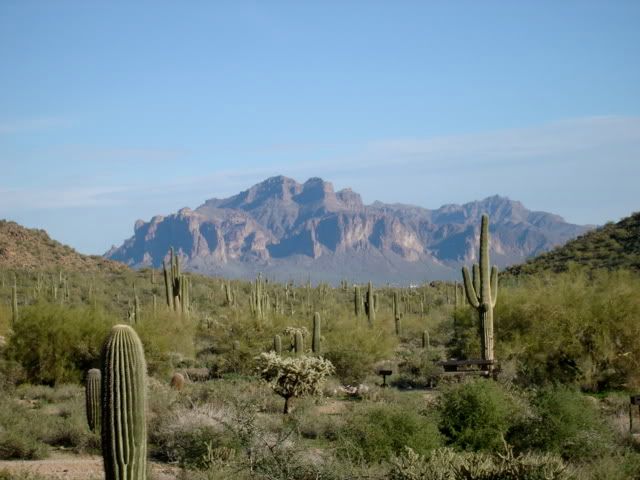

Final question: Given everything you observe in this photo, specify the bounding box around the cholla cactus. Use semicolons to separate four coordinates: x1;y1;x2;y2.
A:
256;351;334;414
85;368;101;433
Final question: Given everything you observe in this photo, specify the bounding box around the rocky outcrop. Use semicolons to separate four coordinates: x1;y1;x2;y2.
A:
105;176;591;282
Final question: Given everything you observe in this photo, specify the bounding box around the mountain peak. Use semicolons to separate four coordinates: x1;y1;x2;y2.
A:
107;177;591;283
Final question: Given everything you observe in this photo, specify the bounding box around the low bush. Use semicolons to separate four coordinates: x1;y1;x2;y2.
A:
337;403;441;463
438;379;525;451
510;386;614;461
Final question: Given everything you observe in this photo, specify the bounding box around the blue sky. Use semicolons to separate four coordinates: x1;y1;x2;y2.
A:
1;1;639;254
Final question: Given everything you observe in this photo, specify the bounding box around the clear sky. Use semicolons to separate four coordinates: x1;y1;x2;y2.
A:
1;1;639;254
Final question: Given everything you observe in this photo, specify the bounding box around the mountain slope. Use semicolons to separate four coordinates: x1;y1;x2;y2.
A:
0;220;127;273
106;176;591;283
506;212;640;275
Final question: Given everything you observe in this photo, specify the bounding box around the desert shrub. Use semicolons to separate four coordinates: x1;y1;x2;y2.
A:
7;304;112;384
496;270;640;390
135;308;196;376
324;325;396;385
337;403;442;463
510;386;614;461
577;451;640;480
393;348;443;389
438;379;525;451
389;446;572;480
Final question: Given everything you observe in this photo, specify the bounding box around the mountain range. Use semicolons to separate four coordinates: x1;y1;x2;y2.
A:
105;176;592;283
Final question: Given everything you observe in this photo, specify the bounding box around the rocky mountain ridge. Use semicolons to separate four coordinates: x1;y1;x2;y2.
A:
105;176;591;283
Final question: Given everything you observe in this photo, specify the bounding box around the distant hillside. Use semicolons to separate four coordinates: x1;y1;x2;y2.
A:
106;175;590;283
507;212;640;275
0;220;127;273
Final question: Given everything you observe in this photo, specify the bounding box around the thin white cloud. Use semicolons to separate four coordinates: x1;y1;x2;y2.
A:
0;116;72;135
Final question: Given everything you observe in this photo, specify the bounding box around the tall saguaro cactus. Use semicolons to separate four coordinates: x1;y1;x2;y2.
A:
393;290;402;335
163;247;186;312
364;281;375;327
85;368;101;433
11;282;18;325
354;285;362;317
312;312;321;355
461;214;498;364
101;325;147;480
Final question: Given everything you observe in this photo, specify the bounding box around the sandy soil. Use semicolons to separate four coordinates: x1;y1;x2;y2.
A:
0;452;180;480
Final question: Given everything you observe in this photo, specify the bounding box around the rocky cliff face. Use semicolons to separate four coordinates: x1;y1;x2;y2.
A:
105;176;591;283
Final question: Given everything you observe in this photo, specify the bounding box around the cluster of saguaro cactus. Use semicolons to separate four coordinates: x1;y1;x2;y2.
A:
250;273;271;323
312;312;321;355
163;247;190;314
461;214;498;364
101;324;147;480
85;368;101;433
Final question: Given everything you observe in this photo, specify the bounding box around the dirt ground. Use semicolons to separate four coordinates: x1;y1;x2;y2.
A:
0;452;180;480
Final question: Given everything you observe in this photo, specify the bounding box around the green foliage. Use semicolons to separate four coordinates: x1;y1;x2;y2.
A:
510;386;614;461
337;404;442;462
7;304;111;385
495;269;640;390
438;379;524;451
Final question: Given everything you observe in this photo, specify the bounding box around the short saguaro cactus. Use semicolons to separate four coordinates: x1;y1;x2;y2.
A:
101;324;147;480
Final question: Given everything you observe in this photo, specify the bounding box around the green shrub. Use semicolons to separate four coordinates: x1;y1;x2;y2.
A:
337;403;442;462
7;304;112;384
438;379;524;451
510;386;614;461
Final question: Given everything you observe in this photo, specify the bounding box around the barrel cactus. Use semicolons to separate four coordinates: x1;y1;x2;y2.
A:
101;324;147;480
170;372;185;391
85;368;101;433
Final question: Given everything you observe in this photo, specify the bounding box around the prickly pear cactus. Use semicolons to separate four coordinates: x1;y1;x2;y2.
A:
101;324;147;480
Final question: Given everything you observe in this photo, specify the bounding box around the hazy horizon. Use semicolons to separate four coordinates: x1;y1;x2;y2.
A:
1;2;639;254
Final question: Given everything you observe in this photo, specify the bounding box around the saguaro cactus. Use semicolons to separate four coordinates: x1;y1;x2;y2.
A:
11;282;18;325
294;331;304;356
393;291;402;335
273;334;282;355
312;312;321;355
101;324;147;480
461;214;498;364
163;247;186;312
85;368;101;433
354;285;362;317
364;282;375;327
422;330;430;350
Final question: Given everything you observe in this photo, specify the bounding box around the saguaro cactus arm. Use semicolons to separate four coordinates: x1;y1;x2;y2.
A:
490;265;498;307
461;266;480;308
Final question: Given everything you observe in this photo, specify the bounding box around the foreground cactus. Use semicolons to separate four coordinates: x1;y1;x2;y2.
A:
294;331;304;356
101;324;147;480
85;368;101;433
462;214;498;364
